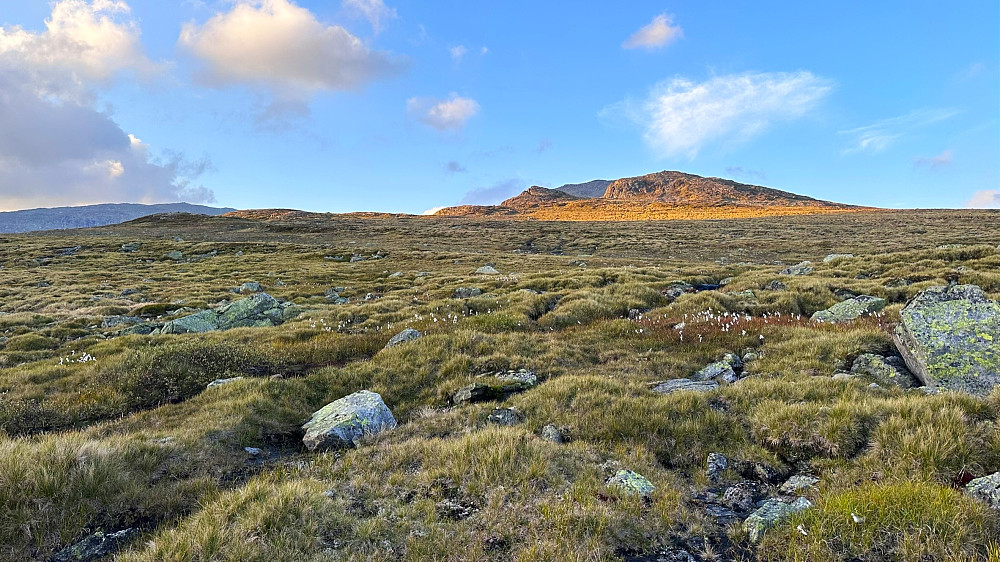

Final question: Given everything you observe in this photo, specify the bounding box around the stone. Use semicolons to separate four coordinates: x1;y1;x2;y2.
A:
662;281;694;300
735;460;784;484
207;377;244;388
385;328;421;349
966;472;1000;510
779;475;819;495
850;354;920;389
743;497;813;542
693;360;737;383
823;253;854;262
101;315;144;328
388;271;403;278
325;287;349;304
162;250;183;261
540;424;564;443
607;469;655;497
120;242;141;253
51;528;138;562
892;285;1000;396
706;452;728;481
244;446;264;456
454;287;483;299
302;390;396;451
722;481;761;513
780;261;813;275
475;265;500;275
160;293;296;334
237;281;262;293
651;379;719;394
811;295;886;323
349;254;366;262
764;280;787;291
729;289;758;302
487;407;521;426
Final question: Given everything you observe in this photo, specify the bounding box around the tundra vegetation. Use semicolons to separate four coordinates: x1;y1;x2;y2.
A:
0;209;998;561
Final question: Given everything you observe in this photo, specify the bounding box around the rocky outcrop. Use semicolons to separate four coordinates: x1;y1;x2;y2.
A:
966;472;1000;510
453;287;483;299
384;328;421;349
850;354;920;389
160;293;297;334
780;261;813;276
743;497;812;542
452;369;539;404
51;528;138;562
302;390;397;451
893;285;1000;396
811;295;886;323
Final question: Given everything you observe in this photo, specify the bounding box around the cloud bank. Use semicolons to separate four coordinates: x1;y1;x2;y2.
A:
606;71;831;158
623;14;683;50
966;190;1000;209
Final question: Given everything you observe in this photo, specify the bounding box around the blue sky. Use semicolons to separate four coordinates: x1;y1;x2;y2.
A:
0;0;996;212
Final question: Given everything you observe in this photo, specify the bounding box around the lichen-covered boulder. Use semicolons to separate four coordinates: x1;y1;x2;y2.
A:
850;354;920;389
302;390;397;451
607;469;655;497
454;287;483;298
779;474;819;495
811;295;886;323
160;310;219;334
540;424;564;443
966;472;1000;510
384;327;421;349
662;281;694;300
475;265;500;275
743;497;813;542
160;293;297;334
651;378;719;394
780;261;813;275
893;285;1000;396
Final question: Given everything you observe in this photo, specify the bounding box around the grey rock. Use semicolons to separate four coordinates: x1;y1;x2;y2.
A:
892;285;1000;396
850;354;920;389
780;261;813;275
120;242;141;253
244;447;264;456
385;328;421;349
51;528;138;562
388;271;404;278
237;281;262;293
651;378;719;394
722;481;761;513
540;424;564;443
161;293;296;334
823;253;854;262
349;254;366;262
475;265;500;275
966;472;1000;510
743;497;813;542
454;287;483;299
693;360;737;383
662;281;694;300
706;452;727;481
779;475;819;495
607;469;655;497
162;250;183;261
811;295;886;323
764;280;787;291
101;315;144;328
302;390;396;451
207;377;244;388
487;407;521;426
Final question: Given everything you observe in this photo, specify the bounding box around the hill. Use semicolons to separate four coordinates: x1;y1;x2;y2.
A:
0;202;235;233
435;171;867;220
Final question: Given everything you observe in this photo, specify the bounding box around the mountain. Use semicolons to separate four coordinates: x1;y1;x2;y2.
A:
435;170;867;220
0;202;236;233
555;179;611;198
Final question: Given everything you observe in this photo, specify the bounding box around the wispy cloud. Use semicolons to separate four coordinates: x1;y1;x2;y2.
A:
725;166;767;182
445;160;466;173
603;71;831;159
965;190;1000;209
839;108;958;155
449;45;467;61
458;178;522;205
342;0;397;34
407;93;479;131
623;13;683;50
914;149;954;169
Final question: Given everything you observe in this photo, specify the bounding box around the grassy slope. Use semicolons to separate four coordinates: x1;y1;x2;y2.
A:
0;210;997;561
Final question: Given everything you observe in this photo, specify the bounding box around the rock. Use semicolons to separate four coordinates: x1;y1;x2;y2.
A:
349;254;366;262
719;277;734;286
162;250;184;261
893;285;1000;396
651;379;719;394
722;481;761;513
119;288;140;297
101;315;144;328
540;424;564;443
706;452;727;481
244;446;264;456
850;354;920;389
454;287;483;299
965;472;1000;510
120;242;142;253
160;293;296;334
302;390;397;451
487;407;521;426
237;281;262;293
453;383;493;404
661;281;694;300
51;528;138;562
207;377;243;388
475;265;500;275
780;261;813;275
764;280;787;291
811;295;886;323
607;469;655;497
388;271;403;278
325;287;349;304
885;278;911;288
693;360;737;383
779;475;819;495
435;498;477;520
729;289;758;302
624;549;696;562
735;460;784;484
743;497;813;542
823;253;854;262
385;328;421;349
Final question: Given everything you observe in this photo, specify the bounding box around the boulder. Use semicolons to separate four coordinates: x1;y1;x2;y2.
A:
823;253;854;262
779;475;819;495
966;472;1000;510
706;452;728;482
454;287;483;299
302;390;396;451
237;281;262;293
475;265;500;275
811;295;886;323
693;360;737;383
764;280;787;291
780;261;813;275
160;293;297;334
162;250;183;261
385;327;421;349
607;469;655;497
51;528;138;562
120;242;141;253
207;377;243;388
743;497;813;542
452;369;539;404
893;285;1000;396
651;379;719;394
487;407;521;426
850;354;920;389
722;481;761;513
540;424;565;443
662;281;694;300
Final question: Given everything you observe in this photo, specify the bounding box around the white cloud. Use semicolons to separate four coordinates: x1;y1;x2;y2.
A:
422;206;446;215
622;13;683;50
407;94;479;131
178;0;403;105
965;190;1000;209
605;71;832;158
0;1;213;210
839;108;958;155
450;45;467;61
914;149;954;169
342;0;396;34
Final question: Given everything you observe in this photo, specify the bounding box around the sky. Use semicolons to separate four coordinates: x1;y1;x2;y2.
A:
0;0;997;213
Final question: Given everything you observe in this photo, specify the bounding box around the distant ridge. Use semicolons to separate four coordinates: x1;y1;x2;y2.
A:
435;170;870;220
0;202;236;233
